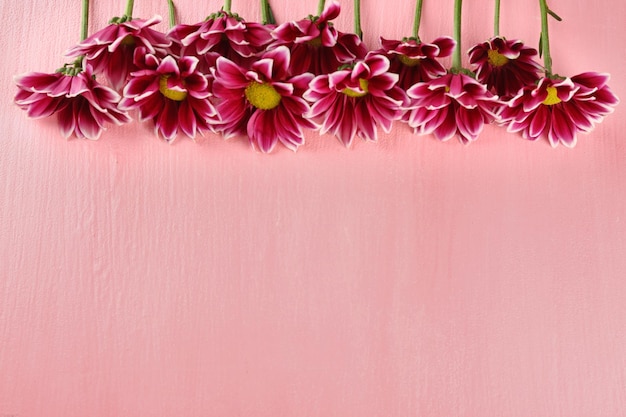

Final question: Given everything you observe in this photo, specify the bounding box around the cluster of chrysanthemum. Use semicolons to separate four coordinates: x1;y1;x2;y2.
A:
14;2;618;151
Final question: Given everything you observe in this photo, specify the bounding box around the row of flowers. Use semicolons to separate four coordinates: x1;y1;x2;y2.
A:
14;1;618;151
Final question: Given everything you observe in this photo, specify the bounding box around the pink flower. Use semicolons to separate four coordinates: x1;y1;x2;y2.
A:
14;64;130;140
269;1;367;75
303;53;404;147
499;72;619;147
119;51;217;141
405;72;501;144
167;11;273;72
468;37;542;98
377;36;455;90
211;46;315;153
66;16;170;91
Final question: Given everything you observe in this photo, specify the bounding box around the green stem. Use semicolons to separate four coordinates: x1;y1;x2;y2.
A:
412;0;423;39
81;0;89;41
168;0;176;27
452;0;462;71
224;0;231;13
317;0;326;15
539;0;552;76
261;0;269;23
124;0;134;17
354;0;362;39
493;0;500;37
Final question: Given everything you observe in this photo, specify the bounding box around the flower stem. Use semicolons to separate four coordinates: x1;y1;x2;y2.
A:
452;0;462;71
493;0;500;37
412;0;423;40
124;0;134;17
539;0;552;76
317;0;325;16
354;0;362;39
168;0;176;27
81;0;89;41
261;0;275;24
224;0;231;13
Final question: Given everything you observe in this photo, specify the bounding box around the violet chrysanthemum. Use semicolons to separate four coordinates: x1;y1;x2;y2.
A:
119;51;217;141
405;72;501;144
211;46;315;153
14;64;130;140
303;53;404;147
269;1;367;75
66;15;170;91
468;37;542;98
167;11;273;72
499;72;619;147
378;36;455;90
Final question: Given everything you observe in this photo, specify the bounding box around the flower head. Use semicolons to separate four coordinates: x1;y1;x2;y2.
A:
211;46;315;153
269;1;367;75
499;72;619;147
119;50;217;141
405;72;501;144
167;11;273;72
14;63;130;140
303;53;404;147
66;15;171;91
468;37;542;98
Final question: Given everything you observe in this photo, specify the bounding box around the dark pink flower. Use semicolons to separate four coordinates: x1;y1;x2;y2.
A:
499;72;619;147
66;15;170;91
167;11;273;72
119;51;217;141
468;37;542;98
269;1;367;75
303;53;404;147
14;64;130;140
405;72;501;144
211;46;315;153
377;36;455;90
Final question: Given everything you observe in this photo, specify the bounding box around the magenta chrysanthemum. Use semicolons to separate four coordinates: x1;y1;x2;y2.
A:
468;37;542;98
269;1;367;75
378;36;455;90
499;72;619;147
167;11;273;71
14;64;130;140
211;46;315;153
405;72;501;144
119;51;217;141
303;53;404;147
66;16;171;91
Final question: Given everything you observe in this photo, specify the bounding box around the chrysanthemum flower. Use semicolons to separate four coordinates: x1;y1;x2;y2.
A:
14;63;130;140
269;1;367;75
303;53;404;147
167;11;273;72
499;72;619;147
211;46;315;153
468;37;542;98
119;51;217;141
66;15;170;91
378;36;455;90
405;72;501;144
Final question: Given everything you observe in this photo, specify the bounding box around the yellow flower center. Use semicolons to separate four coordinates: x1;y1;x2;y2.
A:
307;36;323;47
159;76;188;101
542;86;562;106
245;82;282;110
398;54;421;67
342;78;369;98
121;35;136;46
487;49;509;67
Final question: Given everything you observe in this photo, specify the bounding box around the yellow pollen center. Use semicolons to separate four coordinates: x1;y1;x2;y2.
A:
398;55;421;67
245;82;281;110
159;76;188;101
121;35;136;46
487;49;509;67
307;36;323;47
542;86;562;106
342;78;369;98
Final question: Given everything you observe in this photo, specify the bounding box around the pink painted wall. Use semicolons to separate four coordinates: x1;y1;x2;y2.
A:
1;0;626;415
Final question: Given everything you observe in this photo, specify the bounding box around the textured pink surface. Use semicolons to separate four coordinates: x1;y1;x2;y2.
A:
1;0;626;416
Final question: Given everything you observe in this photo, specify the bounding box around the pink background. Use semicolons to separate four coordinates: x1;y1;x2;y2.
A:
2;0;626;415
